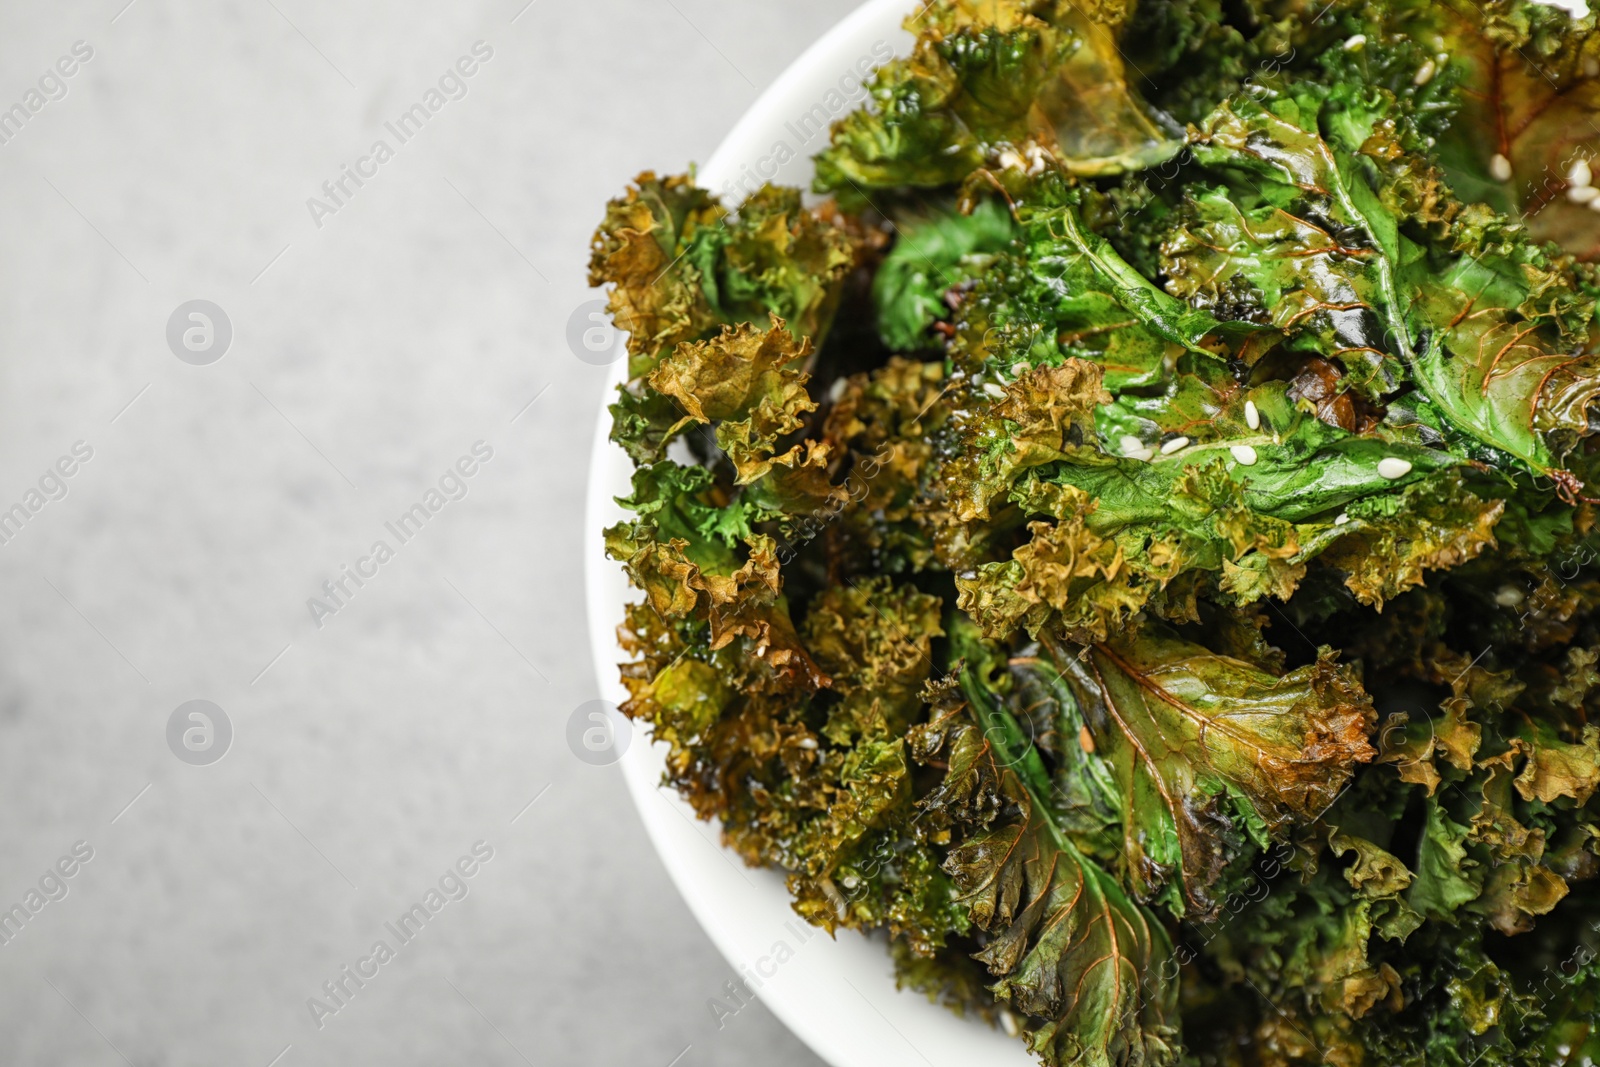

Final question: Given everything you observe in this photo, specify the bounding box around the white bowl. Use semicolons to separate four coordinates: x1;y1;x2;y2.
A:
583;2;1030;1063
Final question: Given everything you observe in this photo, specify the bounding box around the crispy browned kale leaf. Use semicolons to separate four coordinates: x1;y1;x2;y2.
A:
594;1;1600;1063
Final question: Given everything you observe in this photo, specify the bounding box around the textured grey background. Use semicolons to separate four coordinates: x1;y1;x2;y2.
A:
0;1;859;1064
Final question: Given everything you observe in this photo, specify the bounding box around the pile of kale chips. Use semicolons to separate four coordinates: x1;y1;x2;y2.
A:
591;0;1600;1062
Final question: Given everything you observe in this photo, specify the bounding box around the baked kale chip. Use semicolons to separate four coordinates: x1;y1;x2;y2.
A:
593;1;1600;1062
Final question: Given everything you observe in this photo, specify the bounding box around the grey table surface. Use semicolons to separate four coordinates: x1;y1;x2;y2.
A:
0;1;864;1063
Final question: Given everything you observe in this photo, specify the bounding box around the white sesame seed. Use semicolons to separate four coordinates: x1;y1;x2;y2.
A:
1569;184;1599;205
1343;34;1367;50
1335;513;1350;526
1378;457;1413;480
828;378;847;403
997;149;1025;171
1160;436;1190;455
1489;153;1513;182
1244;399;1261;431
798;737;818;749
1572;159;1593;187
1414;59;1436;86
1230;444;1259;466
1588;196;1600;214
982;382;1006;399
1119;435;1153;462
1494;586;1525;607
1011;362;1029;378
